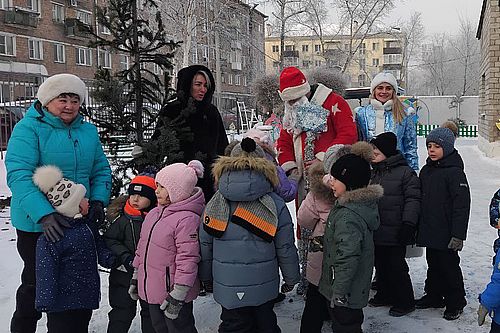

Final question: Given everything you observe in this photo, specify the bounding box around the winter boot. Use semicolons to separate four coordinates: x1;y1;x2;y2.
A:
389;305;415;317
414;295;445;309
443;308;463;320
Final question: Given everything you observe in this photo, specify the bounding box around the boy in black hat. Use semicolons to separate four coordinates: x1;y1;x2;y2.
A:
369;132;421;317
103;172;157;333
318;146;383;333
415;127;471;321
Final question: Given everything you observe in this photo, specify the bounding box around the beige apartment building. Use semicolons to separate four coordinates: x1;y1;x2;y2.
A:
264;32;405;88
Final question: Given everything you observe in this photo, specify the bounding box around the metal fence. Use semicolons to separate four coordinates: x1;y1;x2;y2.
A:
416;124;478;137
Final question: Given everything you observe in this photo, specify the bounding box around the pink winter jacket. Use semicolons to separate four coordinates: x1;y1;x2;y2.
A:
297;163;336;286
133;187;205;305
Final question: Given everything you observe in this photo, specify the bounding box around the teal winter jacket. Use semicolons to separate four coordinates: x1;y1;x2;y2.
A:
5;101;111;232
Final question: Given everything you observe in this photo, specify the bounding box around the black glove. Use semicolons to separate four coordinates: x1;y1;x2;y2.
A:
398;224;416;245
331;294;348;307
40;213;70;242
448;237;464;251
281;283;295;293
89;200;105;228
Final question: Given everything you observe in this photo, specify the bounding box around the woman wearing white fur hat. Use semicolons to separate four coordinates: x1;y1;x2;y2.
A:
5;73;111;332
355;71;419;171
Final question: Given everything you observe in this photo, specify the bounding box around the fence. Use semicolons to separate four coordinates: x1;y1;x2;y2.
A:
416;124;478;138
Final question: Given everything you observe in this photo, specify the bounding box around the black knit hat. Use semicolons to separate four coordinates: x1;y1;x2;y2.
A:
370;132;397;158
128;172;157;211
330;153;371;191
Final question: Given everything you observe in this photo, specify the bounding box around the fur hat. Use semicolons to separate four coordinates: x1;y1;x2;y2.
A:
128;174;157;210
279;67;310;102
37;74;87;106
441;121;459;138
329;142;373;191
323;141;373;174
370;132;398;158
155;160;204;203
426;127;456;157
230;138;265;158
370;72;398;95
33;165;87;218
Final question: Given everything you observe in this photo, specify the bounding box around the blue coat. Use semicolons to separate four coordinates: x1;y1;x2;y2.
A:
5;101;111;232
35;217;116;312
480;247;500;325
199;168;300;309
355;103;419;170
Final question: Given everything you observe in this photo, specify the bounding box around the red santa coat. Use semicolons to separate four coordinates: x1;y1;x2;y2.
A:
277;84;358;173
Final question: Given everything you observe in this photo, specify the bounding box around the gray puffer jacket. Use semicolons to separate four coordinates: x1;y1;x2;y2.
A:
199;157;300;310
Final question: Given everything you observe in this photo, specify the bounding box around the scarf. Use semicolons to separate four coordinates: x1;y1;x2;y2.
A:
124;200;144;218
203;191;278;242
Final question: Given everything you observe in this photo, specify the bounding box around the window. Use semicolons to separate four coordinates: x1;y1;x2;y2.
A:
119;54;129;70
98;17;111;35
243;76;247;86
221;74;225;84
27;0;40;12
314;44;321;52
52;3;65;23
383;53;402;64
228;74;233;85
153;63;163;75
372;58;379;66
302;45;309;52
0;0;10;10
76;10;92;25
359;43;366;55
53;43;65;63
235;75;241;86
359;58;365;70
358;74;366;87
315;60;321;67
76;47;92;66
28;39;43;60
302;60;310;68
372;42;379;51
272;45;279;53
285;45;294;51
0;34;15;56
98;48;111;68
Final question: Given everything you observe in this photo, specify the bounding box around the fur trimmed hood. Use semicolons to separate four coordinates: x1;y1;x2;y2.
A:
308;162;336;204
212;156;279;188
337;184;384;206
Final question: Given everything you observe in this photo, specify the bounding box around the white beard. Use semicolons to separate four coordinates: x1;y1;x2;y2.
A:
282;95;309;134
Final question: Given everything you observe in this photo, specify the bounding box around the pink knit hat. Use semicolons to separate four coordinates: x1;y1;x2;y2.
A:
244;126;272;145
155;160;204;203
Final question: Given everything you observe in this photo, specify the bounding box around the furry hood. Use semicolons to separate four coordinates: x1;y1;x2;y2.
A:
212;156;279;188
106;195;128;223
308;162;336;204
337;184;384;206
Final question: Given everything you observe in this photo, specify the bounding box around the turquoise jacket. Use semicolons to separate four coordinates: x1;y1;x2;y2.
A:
6;101;111;232
355;103;419;170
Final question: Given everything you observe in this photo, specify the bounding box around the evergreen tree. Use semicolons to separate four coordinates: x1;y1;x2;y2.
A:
82;0;180;196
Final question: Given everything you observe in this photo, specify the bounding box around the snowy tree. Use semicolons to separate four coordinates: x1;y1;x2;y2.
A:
291;0;329;54
253;73;281;117
306;66;348;95
451;17;480;96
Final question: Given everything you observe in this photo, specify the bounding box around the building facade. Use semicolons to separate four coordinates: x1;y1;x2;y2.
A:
477;0;500;156
264;33;405;89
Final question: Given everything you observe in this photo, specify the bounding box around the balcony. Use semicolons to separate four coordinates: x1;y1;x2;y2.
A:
282;50;299;58
231;62;242;70
382;63;402;70
383;47;402;54
65;18;91;38
4;8;38;28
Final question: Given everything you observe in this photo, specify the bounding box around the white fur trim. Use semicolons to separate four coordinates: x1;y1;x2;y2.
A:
33;165;63;193
293;134;304;176
315;152;325;161
282;161;298;173
310;83;332;106
370;72;398;94
279;81;310;101
37;73;86;106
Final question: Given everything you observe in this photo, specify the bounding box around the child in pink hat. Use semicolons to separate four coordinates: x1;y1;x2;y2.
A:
130;160;205;332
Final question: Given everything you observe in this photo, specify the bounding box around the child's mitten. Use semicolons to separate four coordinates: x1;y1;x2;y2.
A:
160;284;190;320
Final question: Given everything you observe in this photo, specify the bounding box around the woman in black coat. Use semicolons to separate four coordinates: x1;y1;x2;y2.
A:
369;132;421;317
150;65;228;202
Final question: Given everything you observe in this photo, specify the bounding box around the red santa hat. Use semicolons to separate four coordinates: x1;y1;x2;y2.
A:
278;67;310;102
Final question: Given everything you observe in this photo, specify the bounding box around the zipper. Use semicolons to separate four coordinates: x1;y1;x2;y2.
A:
166;266;171;293
142;206;167;303
130;219;137;250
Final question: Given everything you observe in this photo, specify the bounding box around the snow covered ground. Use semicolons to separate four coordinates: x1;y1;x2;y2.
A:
0;137;499;332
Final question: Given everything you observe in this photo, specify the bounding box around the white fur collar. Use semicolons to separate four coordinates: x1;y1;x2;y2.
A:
370;99;393;111
311;83;332;106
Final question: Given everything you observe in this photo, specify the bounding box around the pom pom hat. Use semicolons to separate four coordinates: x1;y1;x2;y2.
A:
279;67;310;102
155;160;204;203
37;73;87;106
370;72;398;95
230;137;265;158
33;165;87;218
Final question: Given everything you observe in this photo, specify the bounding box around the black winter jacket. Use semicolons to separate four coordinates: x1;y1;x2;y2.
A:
416;150;470;250
371;153;421;246
152;65;228;201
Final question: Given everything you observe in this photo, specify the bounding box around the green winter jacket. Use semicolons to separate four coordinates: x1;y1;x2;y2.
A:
319;184;383;309
5;101;111;232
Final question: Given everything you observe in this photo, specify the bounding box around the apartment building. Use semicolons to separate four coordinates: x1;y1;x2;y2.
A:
264;32;405;88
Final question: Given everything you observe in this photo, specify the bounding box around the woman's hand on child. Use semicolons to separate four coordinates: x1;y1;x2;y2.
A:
447;237;464;251
40;213;70;242
161;284;190;320
128;269;139;301
88;200;105;227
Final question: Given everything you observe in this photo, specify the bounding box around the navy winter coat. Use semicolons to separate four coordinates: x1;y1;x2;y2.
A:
35;217;116;312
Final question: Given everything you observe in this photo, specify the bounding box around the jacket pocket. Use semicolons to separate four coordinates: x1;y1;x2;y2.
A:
165;266;171;293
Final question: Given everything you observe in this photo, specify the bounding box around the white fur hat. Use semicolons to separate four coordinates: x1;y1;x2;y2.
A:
370;72;398;95
37;74;86;106
33;165;87;218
